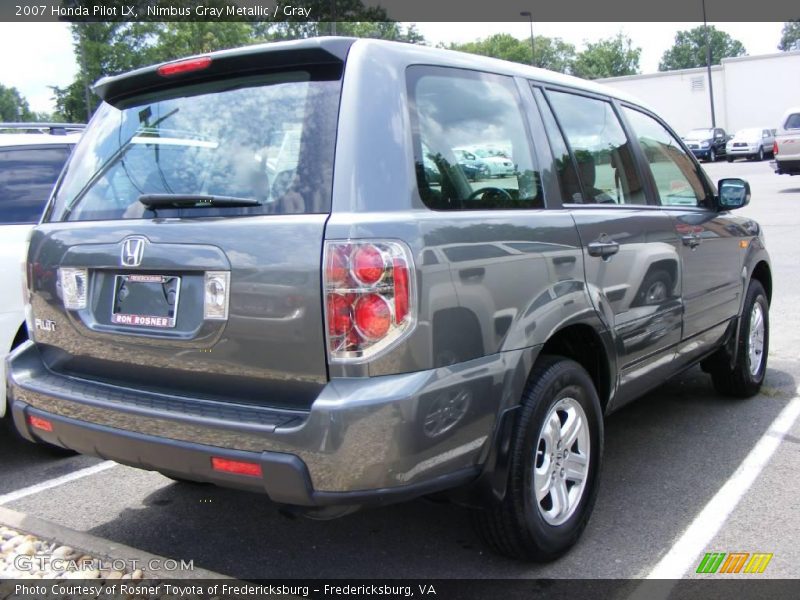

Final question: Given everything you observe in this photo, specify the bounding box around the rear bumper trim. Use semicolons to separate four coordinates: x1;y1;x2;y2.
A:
8;341;530;497
11;403;478;507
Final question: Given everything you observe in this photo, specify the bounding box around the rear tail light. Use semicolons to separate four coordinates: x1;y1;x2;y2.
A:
28;415;53;432
211;457;263;478
204;271;230;320
58;268;88;310
773;141;779;155
157;56;212;77
323;240;416;361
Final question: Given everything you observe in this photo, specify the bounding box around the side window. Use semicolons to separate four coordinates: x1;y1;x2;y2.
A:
408;66;543;210
0;146;70;224
622;107;710;208
546;90;646;205
785;113;800;129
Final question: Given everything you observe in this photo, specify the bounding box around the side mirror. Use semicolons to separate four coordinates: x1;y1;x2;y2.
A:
717;178;751;210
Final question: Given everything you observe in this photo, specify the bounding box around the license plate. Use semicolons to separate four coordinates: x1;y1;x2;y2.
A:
111;274;180;328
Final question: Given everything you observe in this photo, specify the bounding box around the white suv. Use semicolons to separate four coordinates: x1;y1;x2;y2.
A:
0;124;82;418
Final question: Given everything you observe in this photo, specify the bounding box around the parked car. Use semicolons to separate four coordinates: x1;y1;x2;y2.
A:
0;123;82;421
7;39;771;562
454;149;490;181
682;127;729;162
726;127;775;162
771;106;800;175
458;147;516;177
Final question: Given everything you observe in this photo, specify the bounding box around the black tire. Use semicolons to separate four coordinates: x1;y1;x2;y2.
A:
727;157;733;163
709;280;769;397
708;149;716;162
757;147;764;161
472;356;603;561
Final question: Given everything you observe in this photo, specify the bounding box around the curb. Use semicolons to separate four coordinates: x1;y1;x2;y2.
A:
0;506;229;579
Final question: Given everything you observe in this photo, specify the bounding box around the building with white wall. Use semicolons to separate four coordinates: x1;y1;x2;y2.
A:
597;50;800;137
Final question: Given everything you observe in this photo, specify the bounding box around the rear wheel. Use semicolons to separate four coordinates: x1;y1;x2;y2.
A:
757;147;765;161
472;356;603;561
727;157;734;163
709;280;769;397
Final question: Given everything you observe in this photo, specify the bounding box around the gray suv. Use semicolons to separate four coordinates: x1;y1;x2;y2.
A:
6;38;772;561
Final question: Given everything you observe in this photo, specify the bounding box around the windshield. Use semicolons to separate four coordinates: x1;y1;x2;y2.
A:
48;70;341;222
685;129;713;139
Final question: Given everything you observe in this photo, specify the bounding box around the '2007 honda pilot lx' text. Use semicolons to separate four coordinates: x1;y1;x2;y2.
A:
6;38;771;561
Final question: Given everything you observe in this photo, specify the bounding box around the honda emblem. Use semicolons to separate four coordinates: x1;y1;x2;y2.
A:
121;237;146;267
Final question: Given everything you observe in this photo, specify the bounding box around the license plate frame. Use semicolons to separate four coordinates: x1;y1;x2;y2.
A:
111;274;181;329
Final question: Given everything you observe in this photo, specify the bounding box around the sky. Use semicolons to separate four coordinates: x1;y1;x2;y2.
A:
0;21;787;114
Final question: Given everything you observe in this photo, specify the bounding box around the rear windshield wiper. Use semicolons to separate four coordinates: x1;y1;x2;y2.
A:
138;194;261;208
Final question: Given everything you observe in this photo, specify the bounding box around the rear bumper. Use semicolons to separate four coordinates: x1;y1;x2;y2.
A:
771;159;800;175
726;147;759;157
7;342;533;506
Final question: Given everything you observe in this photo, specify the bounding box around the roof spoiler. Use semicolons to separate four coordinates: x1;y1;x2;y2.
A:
0;122;86;135
94;37;356;107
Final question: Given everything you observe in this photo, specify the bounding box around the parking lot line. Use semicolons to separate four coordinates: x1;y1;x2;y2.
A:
0;461;117;505
645;395;800;579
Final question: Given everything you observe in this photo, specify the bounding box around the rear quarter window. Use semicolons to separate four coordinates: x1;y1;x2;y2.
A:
407;66;544;211
0;145;70;224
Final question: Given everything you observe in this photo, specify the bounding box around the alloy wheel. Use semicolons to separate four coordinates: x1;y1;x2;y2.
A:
533;397;591;526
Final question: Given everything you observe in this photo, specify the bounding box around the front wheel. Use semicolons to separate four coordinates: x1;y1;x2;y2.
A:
757;147;765;161
708;149;717;162
709;280;769;397
473;356;603;561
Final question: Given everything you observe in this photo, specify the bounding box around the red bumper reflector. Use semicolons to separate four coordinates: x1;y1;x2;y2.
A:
211;457;263;478
157;56;212;77
28;415;53;432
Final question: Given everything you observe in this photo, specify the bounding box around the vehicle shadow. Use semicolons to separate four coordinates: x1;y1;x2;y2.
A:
85;364;796;579
0;418;101;496
777;188;800;194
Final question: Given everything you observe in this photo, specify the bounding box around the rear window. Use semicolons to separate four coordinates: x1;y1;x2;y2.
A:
48;69;341;222
0;145;71;224
785;113;800;130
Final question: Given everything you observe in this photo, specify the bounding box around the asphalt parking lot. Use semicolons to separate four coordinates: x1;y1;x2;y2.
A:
1;158;798;579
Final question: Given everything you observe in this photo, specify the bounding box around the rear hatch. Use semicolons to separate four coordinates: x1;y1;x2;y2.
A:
26;40;350;410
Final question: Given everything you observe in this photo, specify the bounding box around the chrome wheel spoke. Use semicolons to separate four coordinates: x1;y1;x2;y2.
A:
550;478;569;518
560;408;583;450
563;452;588;483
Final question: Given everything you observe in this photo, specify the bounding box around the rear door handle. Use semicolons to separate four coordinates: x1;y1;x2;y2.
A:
587;240;620;258
681;235;702;249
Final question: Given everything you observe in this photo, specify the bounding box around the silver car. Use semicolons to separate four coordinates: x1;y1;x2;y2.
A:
726;127;774;162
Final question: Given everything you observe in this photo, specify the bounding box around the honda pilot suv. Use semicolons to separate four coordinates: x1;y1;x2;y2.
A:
6;38;772;561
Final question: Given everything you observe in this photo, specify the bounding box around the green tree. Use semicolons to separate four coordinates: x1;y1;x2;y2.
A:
778;20;800;51
154;23;256;60
659;26;746;71
0;84;34;121
571;33;641;79
449;33;575;73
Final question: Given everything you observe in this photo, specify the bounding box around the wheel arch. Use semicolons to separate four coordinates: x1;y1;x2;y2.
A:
539;323;613;413
750;260;772;305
